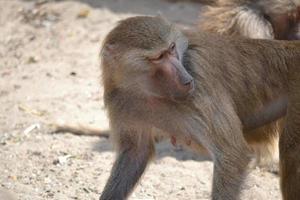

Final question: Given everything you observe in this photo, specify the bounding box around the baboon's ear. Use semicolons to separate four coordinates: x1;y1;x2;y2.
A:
100;43;122;70
101;42;119;59
103;43;116;53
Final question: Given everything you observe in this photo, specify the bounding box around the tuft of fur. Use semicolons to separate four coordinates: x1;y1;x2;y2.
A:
200;5;274;38
199;0;300;39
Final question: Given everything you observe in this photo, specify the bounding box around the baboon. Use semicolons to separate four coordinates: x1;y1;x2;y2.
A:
54;1;299;164
99;16;300;199
199;0;300;39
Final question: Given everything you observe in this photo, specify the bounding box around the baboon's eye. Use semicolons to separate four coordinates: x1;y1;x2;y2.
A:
149;53;164;63
170;42;175;51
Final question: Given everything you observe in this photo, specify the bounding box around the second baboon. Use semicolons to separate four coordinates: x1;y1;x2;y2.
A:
199;0;300;39
199;0;300;166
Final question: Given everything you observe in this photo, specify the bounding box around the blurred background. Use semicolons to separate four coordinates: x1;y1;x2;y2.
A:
0;0;280;199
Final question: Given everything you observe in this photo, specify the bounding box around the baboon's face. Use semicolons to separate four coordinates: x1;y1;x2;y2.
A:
102;16;194;101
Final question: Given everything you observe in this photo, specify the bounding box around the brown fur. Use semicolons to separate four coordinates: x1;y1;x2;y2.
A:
279;56;300;200
99;16;300;199
243;96;287;131
199;0;300;165
50;122;110;138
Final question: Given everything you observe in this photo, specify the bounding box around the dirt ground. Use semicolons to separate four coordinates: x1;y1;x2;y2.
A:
0;0;281;199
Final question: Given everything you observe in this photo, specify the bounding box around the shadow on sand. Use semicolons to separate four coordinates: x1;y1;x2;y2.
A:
90;131;211;162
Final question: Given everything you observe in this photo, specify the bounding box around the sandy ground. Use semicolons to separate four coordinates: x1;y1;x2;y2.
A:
0;0;281;199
